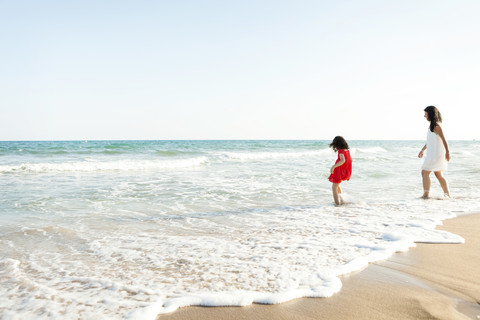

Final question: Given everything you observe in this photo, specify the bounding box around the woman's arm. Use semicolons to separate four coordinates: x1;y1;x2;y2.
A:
418;144;427;158
330;153;345;174
434;125;450;161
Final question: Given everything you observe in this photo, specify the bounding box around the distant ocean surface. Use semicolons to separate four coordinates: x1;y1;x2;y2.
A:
1;140;479;319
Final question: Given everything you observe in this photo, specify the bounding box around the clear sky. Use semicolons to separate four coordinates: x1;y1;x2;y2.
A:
1;0;479;140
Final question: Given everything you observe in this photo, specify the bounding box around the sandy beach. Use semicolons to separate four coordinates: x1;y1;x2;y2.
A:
158;213;480;320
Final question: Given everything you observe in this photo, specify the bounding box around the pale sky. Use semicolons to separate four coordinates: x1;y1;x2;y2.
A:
1;0;479;140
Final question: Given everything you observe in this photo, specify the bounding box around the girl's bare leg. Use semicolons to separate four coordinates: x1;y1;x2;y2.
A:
332;183;341;205
421;170;431;198
434;171;450;197
337;185;343;203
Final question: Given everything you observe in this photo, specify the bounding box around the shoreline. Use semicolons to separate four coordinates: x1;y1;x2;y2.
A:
157;213;480;320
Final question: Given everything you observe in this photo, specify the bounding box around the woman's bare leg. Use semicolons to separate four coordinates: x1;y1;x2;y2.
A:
434;171;450;197
421;170;431;198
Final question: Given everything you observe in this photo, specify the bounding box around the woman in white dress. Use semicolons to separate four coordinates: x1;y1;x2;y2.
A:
418;106;451;198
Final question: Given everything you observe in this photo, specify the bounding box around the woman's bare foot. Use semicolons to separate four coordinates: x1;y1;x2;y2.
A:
421;192;429;199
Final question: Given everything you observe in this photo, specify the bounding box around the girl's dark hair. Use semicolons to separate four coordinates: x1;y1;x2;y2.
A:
424;106;442;132
329;136;349;152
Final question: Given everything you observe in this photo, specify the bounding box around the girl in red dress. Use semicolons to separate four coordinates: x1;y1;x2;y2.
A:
328;136;352;205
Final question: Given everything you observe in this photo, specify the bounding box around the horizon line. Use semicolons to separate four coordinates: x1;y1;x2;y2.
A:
1;138;477;142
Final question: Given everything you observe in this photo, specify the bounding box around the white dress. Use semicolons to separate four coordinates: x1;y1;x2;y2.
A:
422;129;448;171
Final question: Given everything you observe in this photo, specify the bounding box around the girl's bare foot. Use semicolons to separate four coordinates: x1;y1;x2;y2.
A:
421;191;429;199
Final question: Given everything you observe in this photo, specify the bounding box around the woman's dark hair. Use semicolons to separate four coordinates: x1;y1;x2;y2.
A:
424;106;442;132
329;136;349;152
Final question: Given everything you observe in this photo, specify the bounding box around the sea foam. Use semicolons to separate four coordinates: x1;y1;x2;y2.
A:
0;157;208;173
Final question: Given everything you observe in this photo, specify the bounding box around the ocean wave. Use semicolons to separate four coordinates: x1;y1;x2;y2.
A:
221;149;331;161
456;150;474;156
219;147;386;161
350;147;387;154
0;157;208;173
155;150;201;157
104;143;132;149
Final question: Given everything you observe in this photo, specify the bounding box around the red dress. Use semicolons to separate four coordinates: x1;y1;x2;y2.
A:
328;149;352;183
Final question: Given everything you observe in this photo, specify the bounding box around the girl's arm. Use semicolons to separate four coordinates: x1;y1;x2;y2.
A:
434;125;450;161
330;153;345;174
418;144;426;158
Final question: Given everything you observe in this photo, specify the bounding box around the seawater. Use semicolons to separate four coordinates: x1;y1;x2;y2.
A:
0;140;479;319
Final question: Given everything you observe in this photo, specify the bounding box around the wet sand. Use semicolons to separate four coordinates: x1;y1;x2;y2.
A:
157;213;480;320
